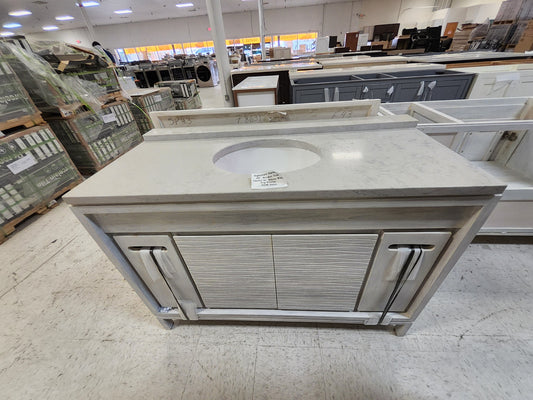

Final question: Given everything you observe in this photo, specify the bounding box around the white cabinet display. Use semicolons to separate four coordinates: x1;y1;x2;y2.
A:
65;115;504;335
381;97;533;235
450;65;533;98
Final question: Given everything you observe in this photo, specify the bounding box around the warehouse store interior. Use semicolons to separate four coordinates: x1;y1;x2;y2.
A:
0;0;532;399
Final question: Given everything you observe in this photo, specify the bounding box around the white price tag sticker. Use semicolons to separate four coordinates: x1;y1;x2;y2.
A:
102;112;117;123
154;94;162;102
251;171;288;190
7;153;38;174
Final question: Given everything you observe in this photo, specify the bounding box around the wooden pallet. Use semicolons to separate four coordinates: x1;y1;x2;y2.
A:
0;179;82;244
494;20;516;25
0;112;44;132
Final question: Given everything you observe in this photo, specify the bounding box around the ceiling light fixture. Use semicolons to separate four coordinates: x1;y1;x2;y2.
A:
55;15;74;21
114;9;132;14
42;25;59;31
0;31;15;37
2;23;22;29
80;1;100;7
8;10;32;17
176;3;194;7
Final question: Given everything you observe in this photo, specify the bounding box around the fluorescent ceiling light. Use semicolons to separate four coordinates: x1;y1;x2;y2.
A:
8;10;32;17
42;25;59;31
176;3;194;7
80;1;100;7
2;23;22;29
114;9;132;14
55;15;75;21
0;31;15;37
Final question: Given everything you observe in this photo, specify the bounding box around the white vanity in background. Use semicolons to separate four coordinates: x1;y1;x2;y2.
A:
64;109;504;336
381;97;533;235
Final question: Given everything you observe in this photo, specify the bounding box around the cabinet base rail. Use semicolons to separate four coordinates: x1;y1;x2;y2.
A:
156;307;411;329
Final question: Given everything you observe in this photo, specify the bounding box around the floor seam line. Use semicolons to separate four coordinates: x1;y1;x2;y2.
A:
0;235;79;300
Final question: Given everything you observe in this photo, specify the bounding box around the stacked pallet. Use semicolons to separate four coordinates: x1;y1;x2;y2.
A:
1;43;87;118
0;51;82;243
514;19;533;51
155;80;202;110
495;0;530;23
48;101;142;174
3;42;143;175
128;87;175;134
449;24;478;51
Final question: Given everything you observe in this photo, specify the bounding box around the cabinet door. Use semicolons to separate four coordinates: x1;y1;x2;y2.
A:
114;235;203;310
174;235;277;309
272;234;378;311
358;231;451;312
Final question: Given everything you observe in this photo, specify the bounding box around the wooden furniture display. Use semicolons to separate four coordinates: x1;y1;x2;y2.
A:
64;112;503;336
232;76;279;107
381;97;533;235
344;32;360;51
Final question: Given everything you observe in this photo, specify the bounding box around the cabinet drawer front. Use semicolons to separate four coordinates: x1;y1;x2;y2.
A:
273;234;378;311
174;235;277;309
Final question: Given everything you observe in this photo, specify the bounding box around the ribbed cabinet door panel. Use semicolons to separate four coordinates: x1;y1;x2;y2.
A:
174;235;277;309
272;234;378;311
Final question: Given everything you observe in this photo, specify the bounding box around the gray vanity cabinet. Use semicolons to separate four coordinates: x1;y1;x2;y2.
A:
291;70;474;104
272;234;378;311
174;235;277;309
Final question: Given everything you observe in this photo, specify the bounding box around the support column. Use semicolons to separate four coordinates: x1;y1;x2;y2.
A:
77;3;96;43
258;0;266;60
206;0;233;106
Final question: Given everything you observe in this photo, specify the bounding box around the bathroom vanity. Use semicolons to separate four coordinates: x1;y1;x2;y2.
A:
64;116;504;335
381;97;533;235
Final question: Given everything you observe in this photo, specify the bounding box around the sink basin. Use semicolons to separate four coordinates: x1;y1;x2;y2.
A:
213;139;321;174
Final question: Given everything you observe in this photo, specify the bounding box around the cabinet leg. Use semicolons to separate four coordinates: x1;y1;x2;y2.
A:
158;318;176;330
394;323;413;337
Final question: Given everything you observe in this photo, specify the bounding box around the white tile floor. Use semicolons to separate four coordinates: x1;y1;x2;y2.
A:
1;87;532;399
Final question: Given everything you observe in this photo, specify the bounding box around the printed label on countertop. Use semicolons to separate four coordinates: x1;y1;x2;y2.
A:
7;153;38;174
251;171;288;190
101;112;117;124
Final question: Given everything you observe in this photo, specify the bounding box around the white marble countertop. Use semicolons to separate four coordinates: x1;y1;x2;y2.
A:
289;63;445;79
231;62;322;74
64;126;505;206
406;51;531;63
318;56;407;67
233;76;279;91
450;64;533;73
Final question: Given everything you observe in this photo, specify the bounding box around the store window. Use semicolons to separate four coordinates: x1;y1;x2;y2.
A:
115;32;317;62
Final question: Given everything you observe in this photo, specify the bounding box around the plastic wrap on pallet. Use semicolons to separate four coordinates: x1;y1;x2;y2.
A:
0;42;104;116
174;93;202;110
155;79;198;98
0;124;81;227
0;49;40;126
48;101;143;174
28;40;121;99
130;88;175;134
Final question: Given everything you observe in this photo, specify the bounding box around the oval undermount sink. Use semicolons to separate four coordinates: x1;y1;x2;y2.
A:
213;139;321;174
